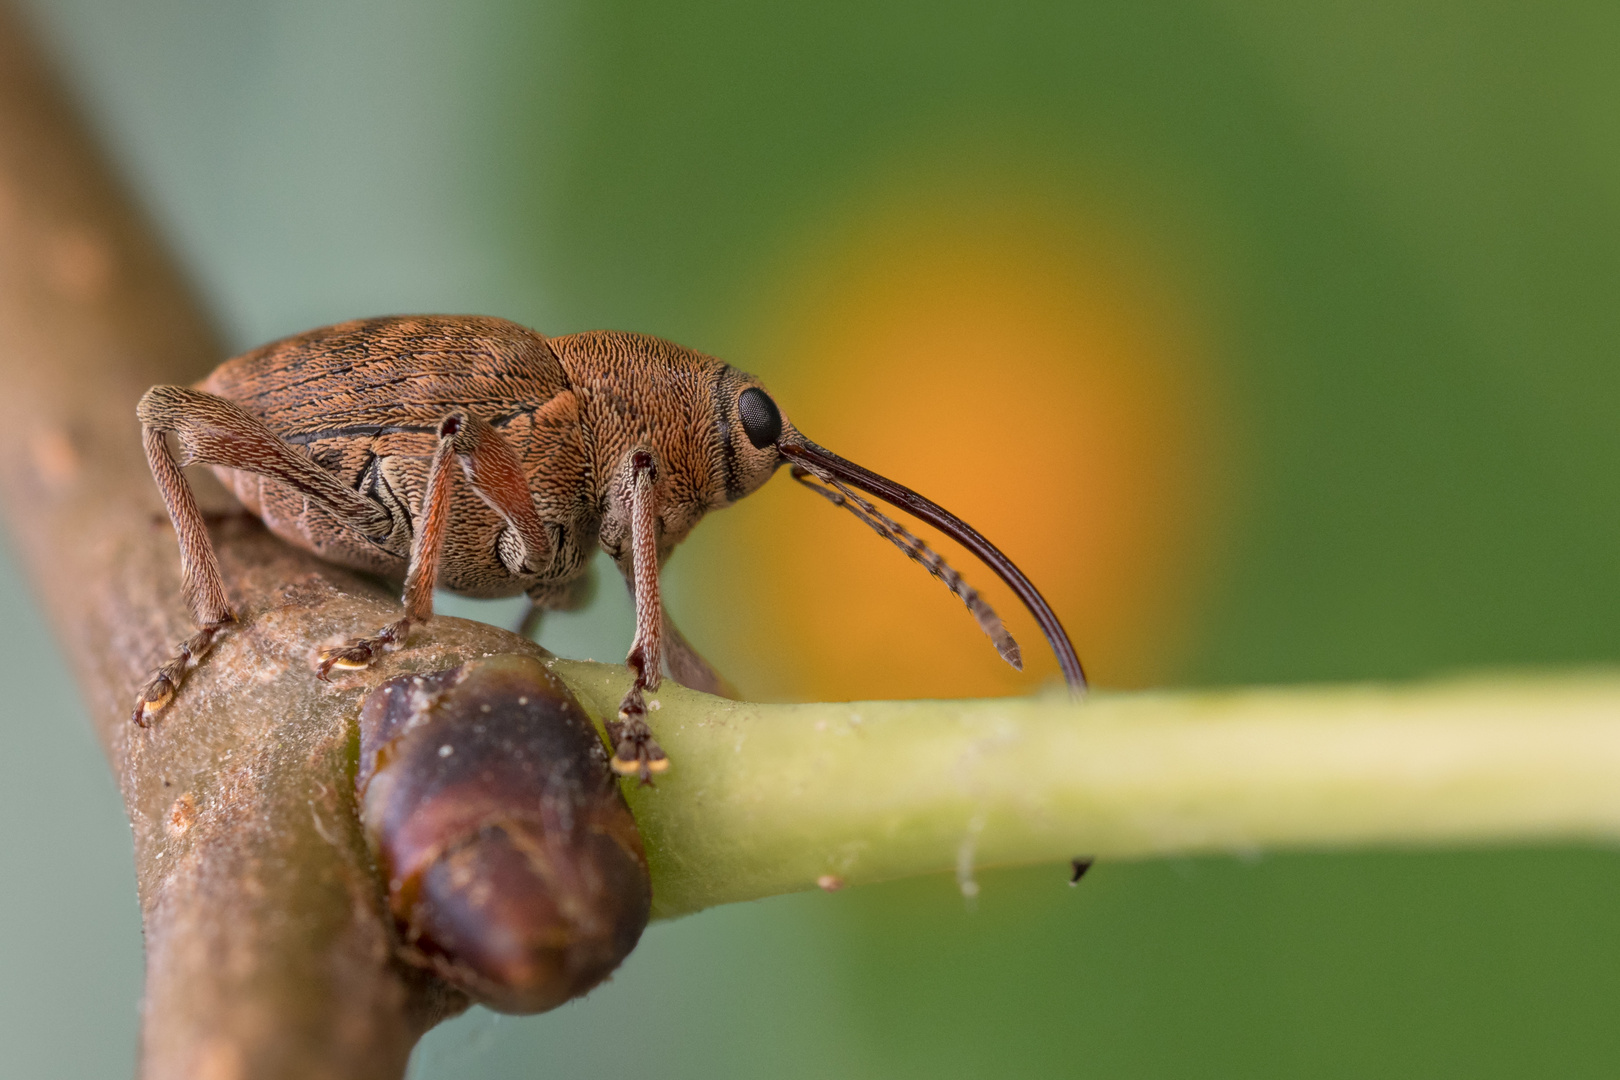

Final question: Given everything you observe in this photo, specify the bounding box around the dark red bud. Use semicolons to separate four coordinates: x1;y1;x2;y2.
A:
357;654;649;1014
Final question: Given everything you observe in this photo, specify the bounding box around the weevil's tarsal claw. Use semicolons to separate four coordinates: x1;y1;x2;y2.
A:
316;618;411;680
780;438;1088;694
131;620;233;727
318;647;376;674
609;682;669;785
133;674;175;727
610;736;670;784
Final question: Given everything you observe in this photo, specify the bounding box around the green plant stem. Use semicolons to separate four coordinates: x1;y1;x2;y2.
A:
549;662;1620;918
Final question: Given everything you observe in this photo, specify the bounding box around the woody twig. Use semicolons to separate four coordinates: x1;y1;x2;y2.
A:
0;8;497;1077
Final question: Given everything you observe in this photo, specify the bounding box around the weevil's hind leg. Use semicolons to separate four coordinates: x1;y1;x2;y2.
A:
610;451;669;782
133;385;397;723
139;386;393;536
662;611;740;699
132;423;236;725
316;414;463;678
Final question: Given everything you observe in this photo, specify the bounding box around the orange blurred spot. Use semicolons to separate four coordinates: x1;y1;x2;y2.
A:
691;188;1227;700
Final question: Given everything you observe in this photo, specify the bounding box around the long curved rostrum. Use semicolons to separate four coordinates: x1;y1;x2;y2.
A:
779;436;1088;694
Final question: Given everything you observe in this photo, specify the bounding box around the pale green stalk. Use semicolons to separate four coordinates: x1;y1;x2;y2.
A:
548;662;1620;919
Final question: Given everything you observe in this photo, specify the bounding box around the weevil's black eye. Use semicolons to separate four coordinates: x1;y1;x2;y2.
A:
737;387;782;449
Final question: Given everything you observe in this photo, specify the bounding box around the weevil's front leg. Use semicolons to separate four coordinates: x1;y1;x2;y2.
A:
515;569;596;640
609;450;669;781
315;414;464;677
132;423;235;725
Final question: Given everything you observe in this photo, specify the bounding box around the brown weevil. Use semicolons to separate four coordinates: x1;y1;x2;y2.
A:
135;316;1086;778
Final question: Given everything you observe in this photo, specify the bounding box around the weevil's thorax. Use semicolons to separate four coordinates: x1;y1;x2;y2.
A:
549;332;787;561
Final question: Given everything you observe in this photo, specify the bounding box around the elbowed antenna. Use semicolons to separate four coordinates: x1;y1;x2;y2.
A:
778;436;1088;695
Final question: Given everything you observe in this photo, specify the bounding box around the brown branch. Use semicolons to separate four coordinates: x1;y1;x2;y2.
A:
0;8;557;1076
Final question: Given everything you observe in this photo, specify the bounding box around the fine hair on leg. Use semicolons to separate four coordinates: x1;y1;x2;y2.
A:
316;410;552;676
610;449;669;781
142;424;233;629
139;385;390;537
131;423;236;724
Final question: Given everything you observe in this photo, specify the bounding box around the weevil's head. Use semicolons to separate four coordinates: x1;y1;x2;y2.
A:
554;330;1086;695
712;370;1089;696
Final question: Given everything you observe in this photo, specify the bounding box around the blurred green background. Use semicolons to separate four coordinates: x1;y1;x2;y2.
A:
4;1;1620;1076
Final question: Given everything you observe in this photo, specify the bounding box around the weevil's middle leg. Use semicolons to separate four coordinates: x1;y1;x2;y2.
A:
316;415;460;678
317;411;551;678
609;450;669;782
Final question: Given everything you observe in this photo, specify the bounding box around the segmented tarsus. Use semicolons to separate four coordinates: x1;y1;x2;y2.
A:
790;466;1023;670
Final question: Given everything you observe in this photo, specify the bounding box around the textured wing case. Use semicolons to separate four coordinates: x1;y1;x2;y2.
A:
199;316;593;594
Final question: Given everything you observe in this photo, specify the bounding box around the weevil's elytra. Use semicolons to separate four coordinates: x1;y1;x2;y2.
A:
135;315;1086;778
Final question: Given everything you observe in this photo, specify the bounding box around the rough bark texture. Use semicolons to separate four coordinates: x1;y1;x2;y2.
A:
0;8;543;1077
